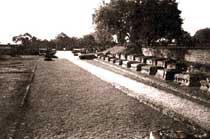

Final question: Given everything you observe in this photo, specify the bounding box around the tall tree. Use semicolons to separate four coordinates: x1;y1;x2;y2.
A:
12;33;33;46
68;37;80;49
177;30;194;47
93;0;183;46
93;0;132;44
54;32;71;50
78;34;97;52
134;0;182;45
156;0;182;42
140;0;159;45
126;0;144;45
94;29;114;47
13;33;37;54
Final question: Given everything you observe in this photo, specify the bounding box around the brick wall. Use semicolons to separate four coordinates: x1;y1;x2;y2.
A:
142;48;210;64
142;48;186;60
185;49;210;64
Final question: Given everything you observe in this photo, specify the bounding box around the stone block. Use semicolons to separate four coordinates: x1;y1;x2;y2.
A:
115;59;127;65
146;57;166;66
155;69;181;80
156;59;176;68
133;56;154;64
79;54;96;60
133;54;144;61
121;59;142;68
96;53;104;58
127;55;135;61
175;62;188;72
174;72;207;87
127;61;142;68
200;79;209;91
200;77;210;92
142;56;156;64
109;57;117;63
130;63;146;71
134;56;143;62
166;63;177;70
115;53;121;59
122;60;129;68
105;56;115;62
120;54;127;60
104;56;110;62
146;58;155;65
99;55;106;60
141;65;164;75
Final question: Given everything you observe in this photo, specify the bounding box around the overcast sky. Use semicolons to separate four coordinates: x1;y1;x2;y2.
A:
0;0;209;43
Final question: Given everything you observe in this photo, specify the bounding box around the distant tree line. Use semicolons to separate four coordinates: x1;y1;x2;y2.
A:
12;31;115;55
53;32;115;51
12;33;56;55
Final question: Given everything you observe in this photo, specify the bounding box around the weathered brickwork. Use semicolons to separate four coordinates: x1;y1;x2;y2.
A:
142;48;210;65
185;49;210;64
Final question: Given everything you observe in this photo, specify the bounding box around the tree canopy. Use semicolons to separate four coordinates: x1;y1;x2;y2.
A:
12;33;34;46
12;33;56;54
93;0;183;46
93;0;133;44
194;28;210;45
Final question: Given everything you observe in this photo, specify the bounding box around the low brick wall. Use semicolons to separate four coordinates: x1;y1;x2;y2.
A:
142;48;186;60
185;49;210;64
142;48;210;65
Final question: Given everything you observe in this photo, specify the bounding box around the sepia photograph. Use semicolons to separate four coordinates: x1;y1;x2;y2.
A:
0;0;210;138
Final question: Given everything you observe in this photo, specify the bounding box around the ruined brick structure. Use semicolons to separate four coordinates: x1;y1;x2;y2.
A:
142;47;210;65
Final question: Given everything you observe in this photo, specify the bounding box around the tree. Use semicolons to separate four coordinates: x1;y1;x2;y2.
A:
54;32;71;50
94;29;114;47
135;0;182;45
156;0;182;42
194;28;210;45
12;33;33;46
79;34;97;52
93;0;183;47
12;33;56;55
68;37;80;49
93;0;133;44
12;33;40;54
176;30;195;47
126;0;144;45
54;33;83;50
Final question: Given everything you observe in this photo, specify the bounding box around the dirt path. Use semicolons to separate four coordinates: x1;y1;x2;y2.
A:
14;59;196;139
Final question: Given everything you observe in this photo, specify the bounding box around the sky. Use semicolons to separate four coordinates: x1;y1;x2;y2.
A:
0;0;209;44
